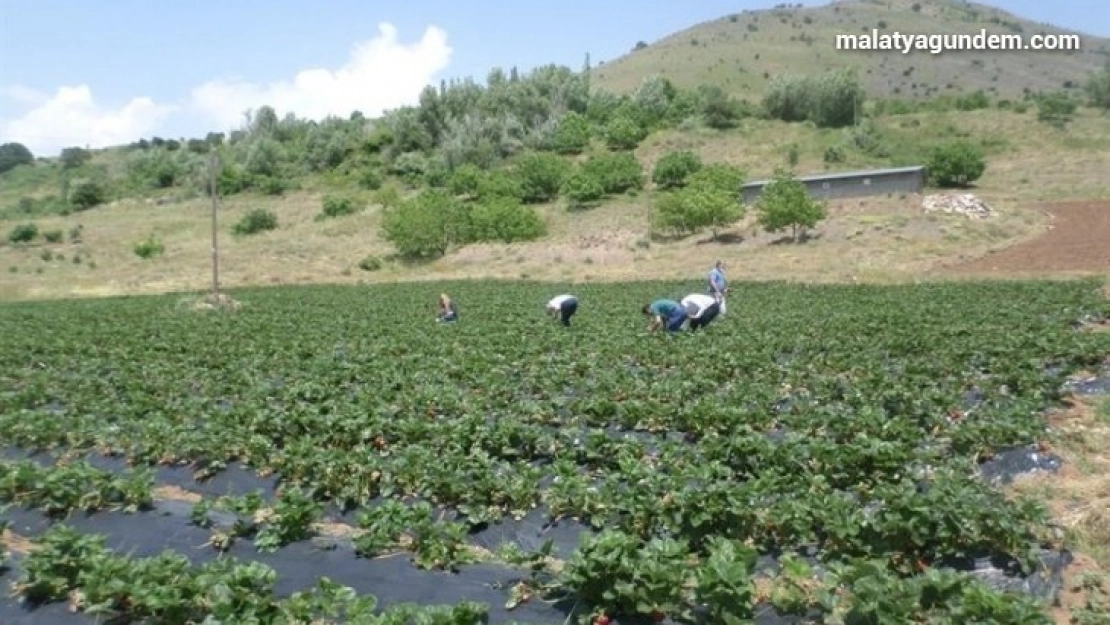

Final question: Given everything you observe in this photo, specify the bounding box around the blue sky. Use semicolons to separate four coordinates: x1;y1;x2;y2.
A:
1;0;1106;156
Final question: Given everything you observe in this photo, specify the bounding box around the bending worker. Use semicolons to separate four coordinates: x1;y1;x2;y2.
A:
681;293;722;331
546;294;579;327
437;293;459;323
643;298;688;333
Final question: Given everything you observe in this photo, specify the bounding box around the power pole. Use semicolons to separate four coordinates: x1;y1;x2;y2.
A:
208;152;221;299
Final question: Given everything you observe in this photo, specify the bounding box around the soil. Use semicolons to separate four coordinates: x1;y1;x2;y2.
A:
940;201;1110;274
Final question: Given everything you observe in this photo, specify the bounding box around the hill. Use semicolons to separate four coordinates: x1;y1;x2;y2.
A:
592;0;1110;100
1;0;1109;302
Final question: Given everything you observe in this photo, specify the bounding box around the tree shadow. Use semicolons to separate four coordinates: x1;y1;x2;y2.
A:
769;231;822;245
695;232;745;245
384;252;439;268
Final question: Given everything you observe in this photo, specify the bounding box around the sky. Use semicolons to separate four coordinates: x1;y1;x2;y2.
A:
1;0;1107;157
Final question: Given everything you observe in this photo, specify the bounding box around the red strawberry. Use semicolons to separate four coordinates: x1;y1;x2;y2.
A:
593;615;611;625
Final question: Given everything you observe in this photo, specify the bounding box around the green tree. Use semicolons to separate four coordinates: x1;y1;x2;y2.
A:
550;112;591;155
927;141;986;187
651;150;703;190
696;85;745;130
448;163;484;199
603;116;648;150
69;179;107;210
582;151;644;194
754;168;827;242
467;197;547;243
654;164;745;239
514;152;571;203
0;142;34;174
562;169;605;210
60;147;91;170
763;69;863;128
381;190;469;258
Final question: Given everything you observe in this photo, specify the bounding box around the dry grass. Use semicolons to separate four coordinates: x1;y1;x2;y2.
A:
153;485;203;503
1;528;36;555
1010;395;1110;623
591;0;1110;99
4;106;1107;302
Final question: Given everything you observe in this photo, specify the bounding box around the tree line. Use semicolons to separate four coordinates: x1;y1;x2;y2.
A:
2;60;1107;257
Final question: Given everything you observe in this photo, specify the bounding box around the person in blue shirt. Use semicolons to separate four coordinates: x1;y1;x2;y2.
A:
707;261;728;301
642;299;688;333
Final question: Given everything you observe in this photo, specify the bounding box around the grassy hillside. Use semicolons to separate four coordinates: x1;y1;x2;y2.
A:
2;0;1109;302
3;105;1107;301
593;0;1110;100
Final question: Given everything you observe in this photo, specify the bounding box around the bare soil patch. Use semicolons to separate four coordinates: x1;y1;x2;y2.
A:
940;201;1110;275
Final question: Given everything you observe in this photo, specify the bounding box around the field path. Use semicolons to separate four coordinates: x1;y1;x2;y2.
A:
939;200;1110;275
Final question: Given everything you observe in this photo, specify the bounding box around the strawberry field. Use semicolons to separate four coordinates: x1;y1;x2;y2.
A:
1;279;1108;625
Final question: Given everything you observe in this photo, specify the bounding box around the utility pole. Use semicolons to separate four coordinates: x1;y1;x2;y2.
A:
208;152;221;299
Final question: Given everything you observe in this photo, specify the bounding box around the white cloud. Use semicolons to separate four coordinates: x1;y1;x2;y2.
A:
190;23;452;130
0;85;176;156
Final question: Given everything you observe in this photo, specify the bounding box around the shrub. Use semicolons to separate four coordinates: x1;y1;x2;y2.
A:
468;197;547;243
358;256;383;272
133;236;165;259
653;164;746;239
0;142;34;174
927;141;986;187
583;152;645;195
763;69;864;128
381;190;470;258
562;170;606;210
514;153;571;203
8;223;38;243
550;112;592;155
603;116;648;151
448;164;484;199
69;179;107;210
755;168;827;241
652;150;703;190
233;209;279;236
358;168;383;190
318;195;359;220
476;170;525;202
1035;91;1078;128
42;229;64;243
824;145;846;164
1085;61;1110;110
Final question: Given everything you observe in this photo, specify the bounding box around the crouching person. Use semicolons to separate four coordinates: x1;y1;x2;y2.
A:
437;293;459;323
681;293;721;332
547;294;579;326
643;299;688;333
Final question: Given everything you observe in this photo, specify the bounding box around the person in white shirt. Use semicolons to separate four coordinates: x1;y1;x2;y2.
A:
546;294;579;327
681;293;721;331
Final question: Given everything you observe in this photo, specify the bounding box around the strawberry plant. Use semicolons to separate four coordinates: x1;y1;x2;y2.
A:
1;278;1107;621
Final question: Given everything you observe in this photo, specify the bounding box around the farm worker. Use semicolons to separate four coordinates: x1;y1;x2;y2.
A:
708;260;729;300
707;260;729;315
437;293;459;323
546;294;579;327
643;299;688;333
681;293;721;331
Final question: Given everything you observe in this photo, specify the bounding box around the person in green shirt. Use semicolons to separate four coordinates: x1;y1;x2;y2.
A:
642;298;688;333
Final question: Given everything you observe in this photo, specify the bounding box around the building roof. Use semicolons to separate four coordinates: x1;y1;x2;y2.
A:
742;165;925;188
